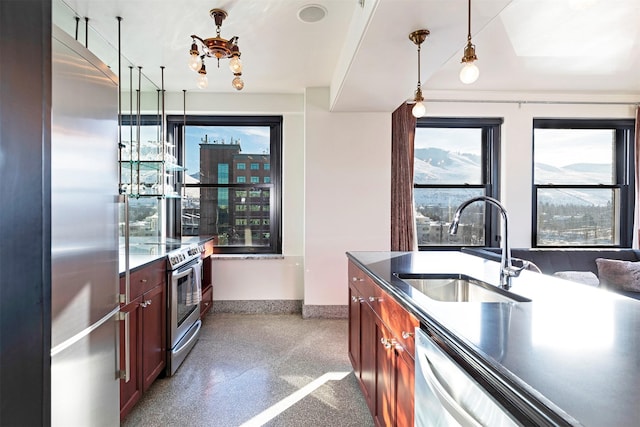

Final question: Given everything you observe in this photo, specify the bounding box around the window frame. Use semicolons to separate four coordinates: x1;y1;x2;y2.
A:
532;118;635;248
167;115;283;254
415;117;503;250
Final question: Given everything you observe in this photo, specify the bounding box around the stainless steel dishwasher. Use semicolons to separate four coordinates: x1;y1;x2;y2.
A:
415;327;520;426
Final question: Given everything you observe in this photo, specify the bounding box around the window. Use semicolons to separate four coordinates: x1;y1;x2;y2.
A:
414;117;502;249
533;119;635;247
167;115;283;254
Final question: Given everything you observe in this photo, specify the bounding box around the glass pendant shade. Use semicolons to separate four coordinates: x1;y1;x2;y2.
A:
189;54;202;72
412;101;426;118
197;73;209;89
229;56;242;74
459;61;480;84
232;75;244;90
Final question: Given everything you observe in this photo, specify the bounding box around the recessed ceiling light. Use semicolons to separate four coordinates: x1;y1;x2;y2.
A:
297;4;328;23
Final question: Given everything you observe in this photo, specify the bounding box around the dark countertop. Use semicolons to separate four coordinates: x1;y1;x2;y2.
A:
346;251;640;427
119;236;215;274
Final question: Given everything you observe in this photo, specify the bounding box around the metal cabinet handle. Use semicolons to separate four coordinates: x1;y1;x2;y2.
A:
140;299;152;308
140;278;147;283
368;296;382;303
352;277;364;282
380;337;397;349
118;311;130;382
402;331;414;339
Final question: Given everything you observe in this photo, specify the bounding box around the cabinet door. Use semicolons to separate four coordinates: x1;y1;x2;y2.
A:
120;297;142;420
348;283;361;372
141;284;166;391
395;347;415;427
375;319;395;427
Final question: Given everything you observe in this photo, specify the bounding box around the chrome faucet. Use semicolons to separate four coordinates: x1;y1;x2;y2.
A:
448;196;525;290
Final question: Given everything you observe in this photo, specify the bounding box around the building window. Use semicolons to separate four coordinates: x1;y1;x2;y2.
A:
414;117;502;249
533;119;635;247
167;115;283;254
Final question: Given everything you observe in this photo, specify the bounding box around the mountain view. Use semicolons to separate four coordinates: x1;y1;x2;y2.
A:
414;147;613;207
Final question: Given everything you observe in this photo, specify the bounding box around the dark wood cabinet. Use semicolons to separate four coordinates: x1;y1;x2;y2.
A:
119;259;166;421
348;260;418;427
200;255;213;319
140;284;166;391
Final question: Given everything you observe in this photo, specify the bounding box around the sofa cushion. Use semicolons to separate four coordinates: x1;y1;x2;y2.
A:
596;258;640;292
552;271;600;287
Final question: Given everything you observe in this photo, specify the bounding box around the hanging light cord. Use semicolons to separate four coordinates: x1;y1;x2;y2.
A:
416;41;422;92
467;0;472;42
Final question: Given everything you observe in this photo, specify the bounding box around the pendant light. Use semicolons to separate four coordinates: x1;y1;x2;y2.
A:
409;29;430;118
460;0;479;84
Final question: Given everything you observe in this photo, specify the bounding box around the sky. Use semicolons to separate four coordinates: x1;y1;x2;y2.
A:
183;125;270;174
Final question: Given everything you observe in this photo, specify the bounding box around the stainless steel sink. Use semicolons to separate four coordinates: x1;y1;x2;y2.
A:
395;273;531;303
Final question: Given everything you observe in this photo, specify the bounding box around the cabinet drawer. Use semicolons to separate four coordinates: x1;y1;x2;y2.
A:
348;260;368;295
378;288;419;358
121;259;166;301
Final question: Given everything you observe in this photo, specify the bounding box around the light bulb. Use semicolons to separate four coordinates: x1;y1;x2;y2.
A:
459;61;479;84
188;55;202;72
229;56;242;74
232;75;244;91
412;101;426;118
197;74;208;89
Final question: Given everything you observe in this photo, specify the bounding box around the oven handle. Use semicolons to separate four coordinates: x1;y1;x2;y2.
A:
172;264;195;281
173;319;202;355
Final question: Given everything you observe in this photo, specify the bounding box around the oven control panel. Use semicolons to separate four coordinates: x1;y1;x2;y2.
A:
167;244;205;269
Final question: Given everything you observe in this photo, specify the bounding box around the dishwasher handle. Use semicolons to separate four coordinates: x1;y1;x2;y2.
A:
418;343;482;426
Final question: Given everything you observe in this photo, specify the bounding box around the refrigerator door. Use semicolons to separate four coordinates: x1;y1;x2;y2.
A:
51;308;120;427
51;26;120;426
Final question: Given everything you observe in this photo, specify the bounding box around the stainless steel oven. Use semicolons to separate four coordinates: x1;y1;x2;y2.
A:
166;244;204;376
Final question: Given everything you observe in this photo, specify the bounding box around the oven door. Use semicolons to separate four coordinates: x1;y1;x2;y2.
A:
169;258;203;351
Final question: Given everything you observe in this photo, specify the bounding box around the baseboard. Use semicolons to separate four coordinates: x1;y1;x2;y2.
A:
302;304;348;319
212;299;302;314
211;301;348;319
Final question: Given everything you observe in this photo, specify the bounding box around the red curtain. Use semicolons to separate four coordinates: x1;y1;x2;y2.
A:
391;102;417;251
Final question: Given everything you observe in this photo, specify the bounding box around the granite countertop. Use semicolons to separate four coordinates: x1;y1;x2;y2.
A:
346;251;640;427
119;236;215;274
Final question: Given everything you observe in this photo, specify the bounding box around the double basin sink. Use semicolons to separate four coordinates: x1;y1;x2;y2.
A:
394;273;531;303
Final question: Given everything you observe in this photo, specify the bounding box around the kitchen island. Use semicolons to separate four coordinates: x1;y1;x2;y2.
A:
347;251;640;427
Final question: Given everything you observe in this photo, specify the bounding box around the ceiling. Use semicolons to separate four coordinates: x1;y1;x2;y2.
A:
55;0;640;112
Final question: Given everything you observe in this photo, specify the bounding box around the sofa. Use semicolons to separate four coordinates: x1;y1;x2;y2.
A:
461;247;640;301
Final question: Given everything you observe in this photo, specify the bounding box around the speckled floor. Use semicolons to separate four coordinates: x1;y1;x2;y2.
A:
121;313;374;427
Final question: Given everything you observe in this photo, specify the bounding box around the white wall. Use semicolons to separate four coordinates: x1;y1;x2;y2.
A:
303;88;391;306
162;92;306;301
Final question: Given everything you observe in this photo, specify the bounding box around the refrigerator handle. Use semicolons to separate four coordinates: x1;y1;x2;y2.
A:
118;194;130;305
118;311;131;382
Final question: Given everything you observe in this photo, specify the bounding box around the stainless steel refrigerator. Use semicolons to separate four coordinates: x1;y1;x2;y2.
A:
50;26;120;426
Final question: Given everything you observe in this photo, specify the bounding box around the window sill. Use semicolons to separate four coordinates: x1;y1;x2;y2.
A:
211;254;285;261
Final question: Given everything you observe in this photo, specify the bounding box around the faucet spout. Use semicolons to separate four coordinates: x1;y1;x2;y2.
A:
448;196;523;290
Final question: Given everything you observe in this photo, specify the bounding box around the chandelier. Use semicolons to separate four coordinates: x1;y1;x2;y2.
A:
189;8;244;90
